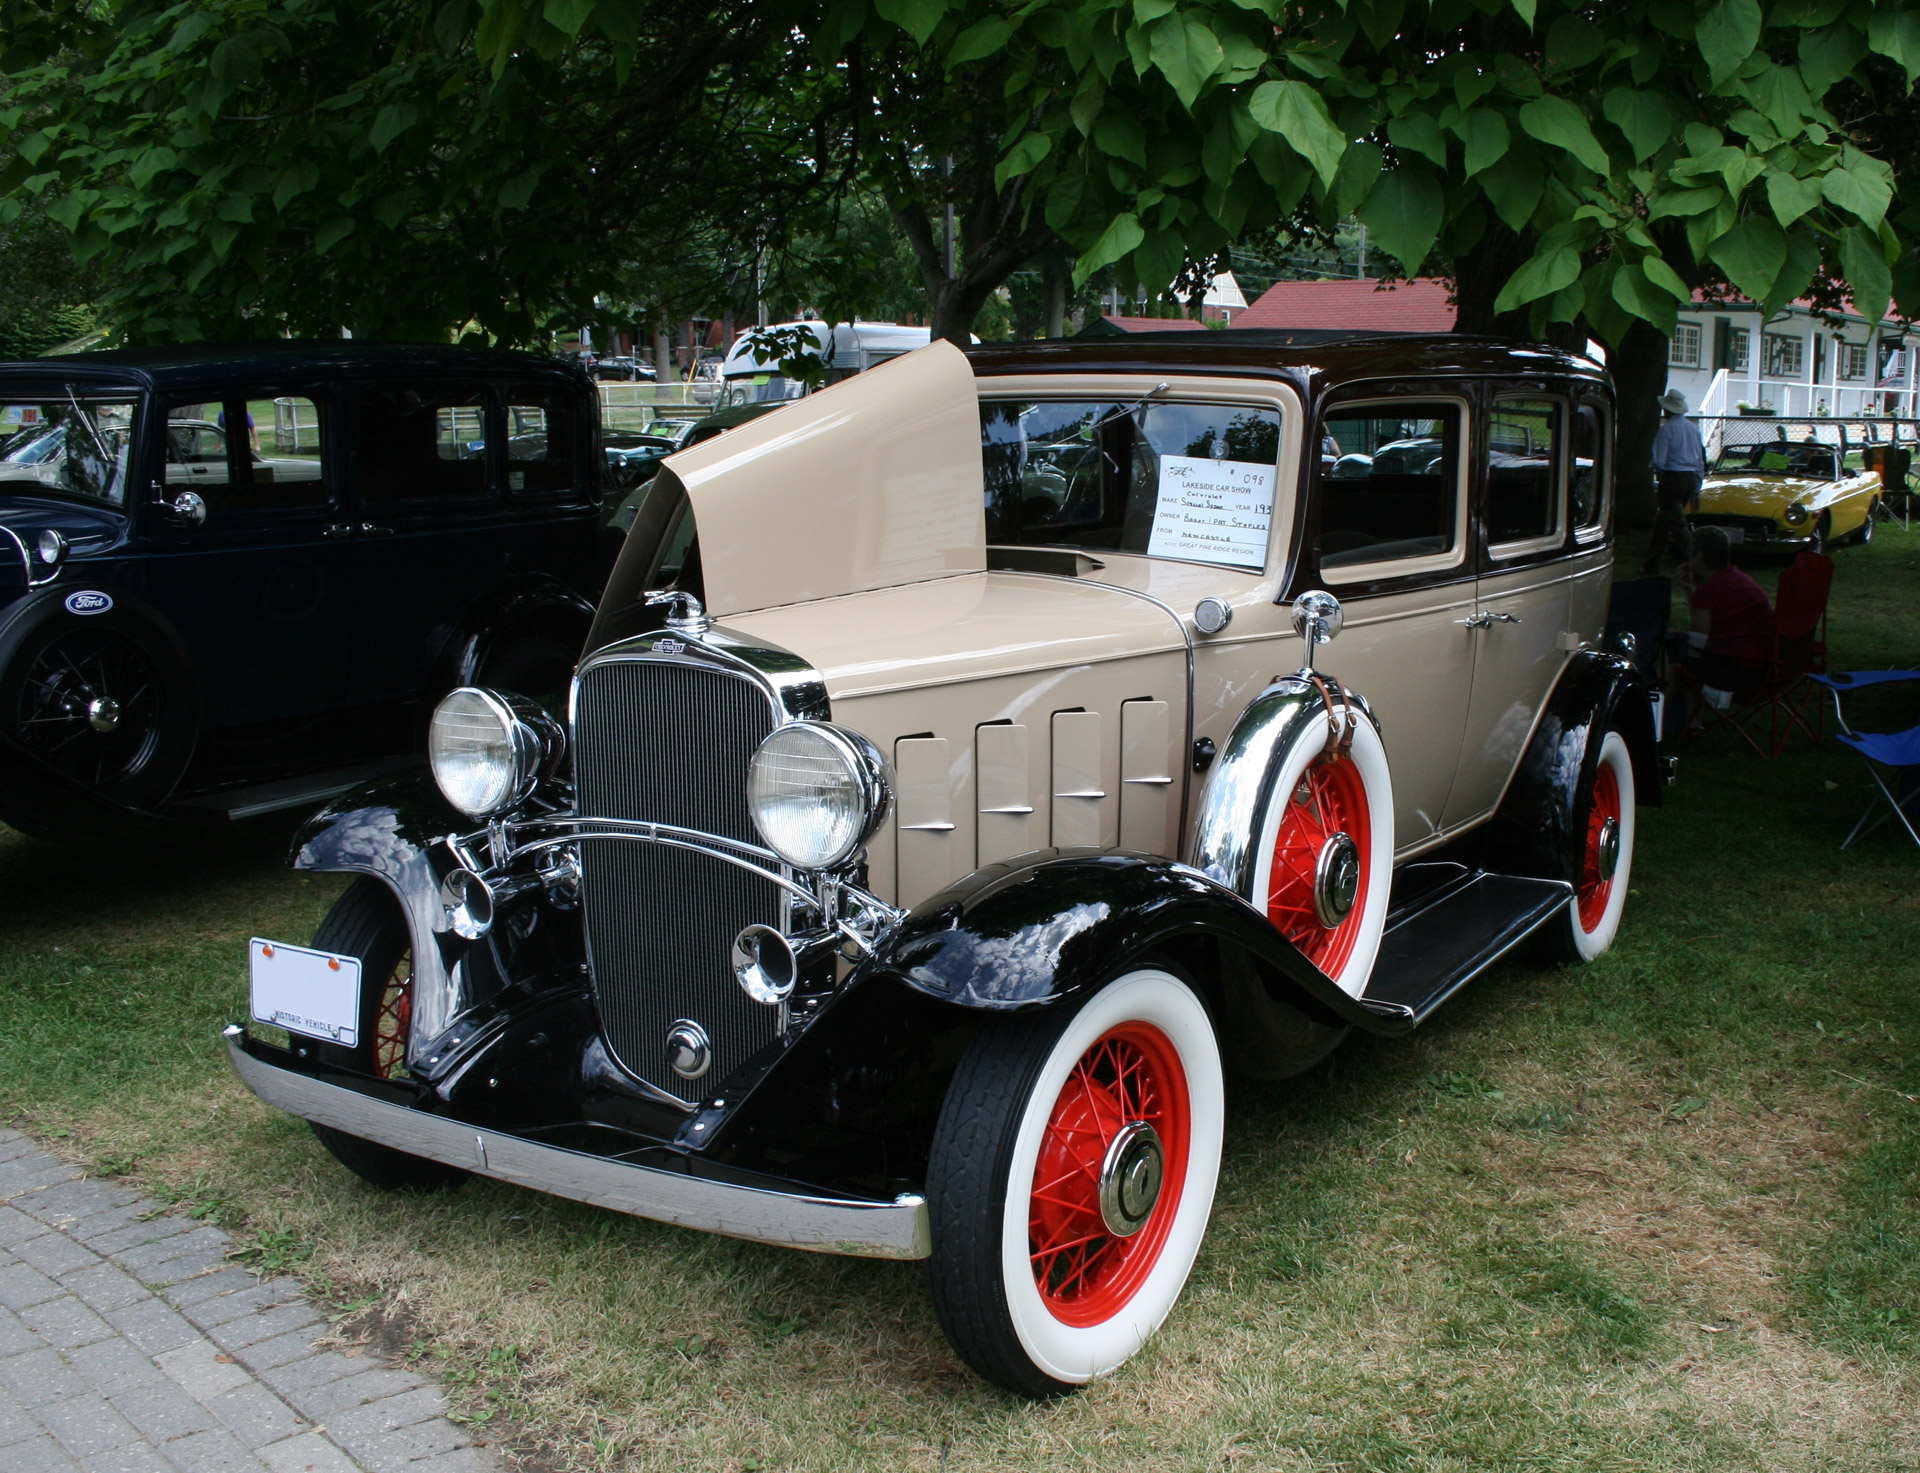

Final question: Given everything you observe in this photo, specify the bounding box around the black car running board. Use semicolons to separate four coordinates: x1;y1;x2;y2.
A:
170;757;425;821
1357;863;1574;1026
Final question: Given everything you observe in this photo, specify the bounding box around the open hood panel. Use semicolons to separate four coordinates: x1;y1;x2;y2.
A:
670;339;984;617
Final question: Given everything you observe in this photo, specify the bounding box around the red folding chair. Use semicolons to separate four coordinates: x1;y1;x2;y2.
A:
1680;551;1833;758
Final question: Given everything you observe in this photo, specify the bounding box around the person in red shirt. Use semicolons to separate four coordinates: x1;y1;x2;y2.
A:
1673;527;1773;714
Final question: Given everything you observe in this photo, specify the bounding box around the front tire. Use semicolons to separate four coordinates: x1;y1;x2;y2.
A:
307;879;469;1193
926;966;1223;1396
1544;730;1636;963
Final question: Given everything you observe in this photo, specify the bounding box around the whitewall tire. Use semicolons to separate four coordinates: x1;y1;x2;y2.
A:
926;967;1224;1396
1549;729;1636;963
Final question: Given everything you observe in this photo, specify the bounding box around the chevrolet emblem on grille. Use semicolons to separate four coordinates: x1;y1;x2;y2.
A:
653;638;685;655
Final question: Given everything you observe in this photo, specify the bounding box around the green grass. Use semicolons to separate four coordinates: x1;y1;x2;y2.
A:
4;530;1920;1470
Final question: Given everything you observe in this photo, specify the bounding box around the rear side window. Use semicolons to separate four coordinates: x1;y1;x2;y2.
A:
503;393;579;495
162;396;330;511
1571;401;1608;532
359;388;489;502
1317;403;1463;570
1486;397;1563;546
981;399;1281;571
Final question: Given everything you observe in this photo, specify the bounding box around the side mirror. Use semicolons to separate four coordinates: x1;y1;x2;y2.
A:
155;490;207;527
1290;589;1344;672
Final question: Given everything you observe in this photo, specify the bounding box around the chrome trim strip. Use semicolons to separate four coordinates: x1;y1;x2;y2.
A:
226;1030;931;1260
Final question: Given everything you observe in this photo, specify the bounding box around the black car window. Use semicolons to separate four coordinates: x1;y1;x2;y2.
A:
358;388;489;502
1317;403;1462;569
1486;397;1563;545
981;399;1281;571
503;393;578;495
1571;400;1608;531
0;398;136;506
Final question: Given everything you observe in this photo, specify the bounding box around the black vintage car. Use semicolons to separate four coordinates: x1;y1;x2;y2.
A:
0;343;609;839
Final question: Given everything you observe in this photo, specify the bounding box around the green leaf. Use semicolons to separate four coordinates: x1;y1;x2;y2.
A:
209;34;262;88
1387;112;1447;168
1247;79;1346;189
1868;9;1920;86
1074;211;1146;285
1822;154;1892;230
314;218;354;255
1330;140;1383;219
1517;96;1610;175
1765;170;1822;227
543;0;594;37
1799;21;1867;98
874;0;949;47
1134;227;1185;292
949;17;1009;65
272;160;319;212
1457;109;1508;177
1480;145;1545;232
1641;255;1692;302
1095;111;1148;169
1508;0;1537;25
1071;75;1106;137
369;104;419;155
1133;0;1176;22
1762;228;1820;317
1148;15;1224;110
1357;164;1444;274
1706;214;1786;302
1649;185;1723;219
993;130;1054;190
1544;16;1605;72
1494;246;1580;315
1602;89;1671;164
1696;0;1762;84
1839;224;1892;327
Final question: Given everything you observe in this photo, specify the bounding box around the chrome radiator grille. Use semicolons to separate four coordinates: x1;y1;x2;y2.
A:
572;657;781;1103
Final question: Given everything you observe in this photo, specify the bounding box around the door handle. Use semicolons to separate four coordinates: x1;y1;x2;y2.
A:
358;523;393;537
1456;612;1493;629
1487;612;1522;624
323;523;355;540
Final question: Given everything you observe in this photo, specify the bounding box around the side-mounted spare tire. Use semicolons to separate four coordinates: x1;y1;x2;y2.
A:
0;586;198;836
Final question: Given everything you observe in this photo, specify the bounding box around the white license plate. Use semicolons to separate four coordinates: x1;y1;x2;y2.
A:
249;938;362;1046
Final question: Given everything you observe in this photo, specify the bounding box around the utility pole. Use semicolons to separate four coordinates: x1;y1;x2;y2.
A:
754;247;768;330
1356;224;1367;280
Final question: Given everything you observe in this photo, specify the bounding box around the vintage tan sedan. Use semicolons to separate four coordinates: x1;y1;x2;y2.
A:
230;333;1664;1395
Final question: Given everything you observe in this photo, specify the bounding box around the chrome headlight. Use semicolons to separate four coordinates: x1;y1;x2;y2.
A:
747;721;892;871
429;687;561;820
1784;502;1810;525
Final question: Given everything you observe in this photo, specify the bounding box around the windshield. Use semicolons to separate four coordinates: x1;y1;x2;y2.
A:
722;373;810;407
1712;438;1841;480
0;398;138;506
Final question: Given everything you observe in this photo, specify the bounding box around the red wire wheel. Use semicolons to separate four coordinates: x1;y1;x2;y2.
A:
1577;760;1622;933
1027;1021;1191;1328
1264;753;1373;975
369;949;414;1080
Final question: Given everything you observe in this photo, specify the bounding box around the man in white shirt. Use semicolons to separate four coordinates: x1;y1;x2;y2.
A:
1641;388;1706;574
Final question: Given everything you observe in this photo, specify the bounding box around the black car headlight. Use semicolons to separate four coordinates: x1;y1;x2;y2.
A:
747;722;893;871
429;687;561;820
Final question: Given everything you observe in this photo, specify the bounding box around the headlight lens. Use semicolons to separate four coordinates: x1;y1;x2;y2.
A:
1784;502;1810;525
748;722;891;871
430;688;553;819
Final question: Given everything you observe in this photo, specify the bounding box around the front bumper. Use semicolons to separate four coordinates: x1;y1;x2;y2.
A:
225;1028;930;1260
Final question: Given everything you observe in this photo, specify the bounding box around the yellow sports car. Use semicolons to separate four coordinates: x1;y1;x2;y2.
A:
1690;433;1882;552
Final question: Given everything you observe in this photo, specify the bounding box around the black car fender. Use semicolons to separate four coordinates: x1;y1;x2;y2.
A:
432;576;595;697
1484;649;1663;886
848;849;1405;1037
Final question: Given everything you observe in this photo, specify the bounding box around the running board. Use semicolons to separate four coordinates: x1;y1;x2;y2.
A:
1357;866;1573;1025
171;758;424;821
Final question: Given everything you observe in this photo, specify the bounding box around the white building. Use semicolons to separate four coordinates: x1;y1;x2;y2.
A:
1665;296;1914;420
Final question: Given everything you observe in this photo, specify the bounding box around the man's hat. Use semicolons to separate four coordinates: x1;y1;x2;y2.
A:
1660;389;1690;414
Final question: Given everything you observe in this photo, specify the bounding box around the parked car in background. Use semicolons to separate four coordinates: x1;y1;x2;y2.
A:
592;356;655;382
603;401;790;533
600;431;679;488
1689;418;1883;551
0;343;608;839
233;332;1663;1399
719;321;945;406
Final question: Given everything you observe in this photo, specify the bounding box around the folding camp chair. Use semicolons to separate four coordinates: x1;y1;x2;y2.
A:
1863;445;1913;530
1809;669;1920;849
1680;551;1833;758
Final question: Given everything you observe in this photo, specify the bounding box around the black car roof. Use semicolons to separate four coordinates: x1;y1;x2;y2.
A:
1;340;583;391
967;331;1605;386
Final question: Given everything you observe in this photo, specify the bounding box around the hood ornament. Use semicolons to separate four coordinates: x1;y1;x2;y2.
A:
645;589;712;634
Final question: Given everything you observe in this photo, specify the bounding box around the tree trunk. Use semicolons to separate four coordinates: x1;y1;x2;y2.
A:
653;322;673;383
1043;254;1067;339
1449;224;1535;337
1610;317;1669;531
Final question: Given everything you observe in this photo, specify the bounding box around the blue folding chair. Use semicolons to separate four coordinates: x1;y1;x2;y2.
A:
1809;670;1920;849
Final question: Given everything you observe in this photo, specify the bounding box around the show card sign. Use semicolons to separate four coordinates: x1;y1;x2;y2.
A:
1146;456;1274;569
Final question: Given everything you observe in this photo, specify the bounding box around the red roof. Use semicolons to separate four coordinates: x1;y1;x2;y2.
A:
1098;314;1207;332
1234;277;1456;333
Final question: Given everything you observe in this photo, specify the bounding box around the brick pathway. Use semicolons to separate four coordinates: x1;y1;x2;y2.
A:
0;1130;501;1473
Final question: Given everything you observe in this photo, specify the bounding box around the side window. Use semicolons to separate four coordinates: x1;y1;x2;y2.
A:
359;388;489;503
980;399;1280;571
1486;397;1563;547
503;393;578;495
163;404;232;491
163;397;331;511
1571;400;1608;533
1317;402;1463;571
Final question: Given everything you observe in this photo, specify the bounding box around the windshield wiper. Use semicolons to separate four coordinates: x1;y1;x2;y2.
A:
65;386;113;464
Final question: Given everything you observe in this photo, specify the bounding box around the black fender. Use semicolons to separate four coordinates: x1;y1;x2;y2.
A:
0;581;200;837
849;849;1411;1037
430;575;596;696
1485;649;1664;887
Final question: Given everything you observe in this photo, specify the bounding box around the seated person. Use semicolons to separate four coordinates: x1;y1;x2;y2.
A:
1671;526;1773;700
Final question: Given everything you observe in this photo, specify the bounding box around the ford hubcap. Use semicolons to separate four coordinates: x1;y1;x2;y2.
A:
1313;831;1361;928
86;697;122;733
1097;1121;1165;1237
1596;817;1620;883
